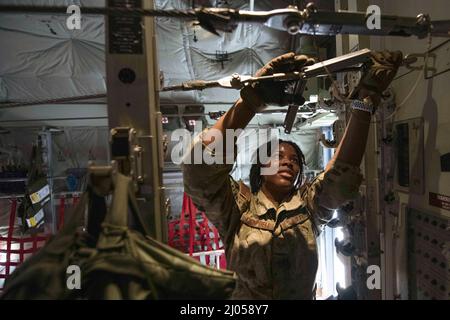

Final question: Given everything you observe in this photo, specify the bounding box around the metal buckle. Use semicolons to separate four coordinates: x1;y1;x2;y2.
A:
110;127;144;191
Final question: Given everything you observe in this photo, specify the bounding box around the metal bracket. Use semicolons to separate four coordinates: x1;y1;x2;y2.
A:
110;127;144;191
404;52;437;79
424;39;450;79
403;39;450;79
283;104;299;134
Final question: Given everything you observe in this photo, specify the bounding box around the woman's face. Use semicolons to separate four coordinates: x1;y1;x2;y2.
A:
261;142;301;191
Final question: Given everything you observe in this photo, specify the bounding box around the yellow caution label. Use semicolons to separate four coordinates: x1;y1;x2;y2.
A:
28;216;37;227
29;184;50;205
26;208;44;228
30;193;40;204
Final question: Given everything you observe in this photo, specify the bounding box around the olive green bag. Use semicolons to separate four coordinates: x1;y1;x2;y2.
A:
1;173;236;299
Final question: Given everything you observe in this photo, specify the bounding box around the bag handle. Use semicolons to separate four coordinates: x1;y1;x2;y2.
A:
103;172;152;237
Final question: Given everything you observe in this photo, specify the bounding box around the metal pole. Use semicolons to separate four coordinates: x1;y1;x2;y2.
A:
42;131;57;235
144;0;167;242
105;0;167;241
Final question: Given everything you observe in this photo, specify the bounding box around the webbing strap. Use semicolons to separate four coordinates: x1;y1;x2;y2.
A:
187;195;196;256
4;199;17;277
58;196;65;230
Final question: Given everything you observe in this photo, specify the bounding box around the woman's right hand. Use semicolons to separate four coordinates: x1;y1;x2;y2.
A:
240;52;315;110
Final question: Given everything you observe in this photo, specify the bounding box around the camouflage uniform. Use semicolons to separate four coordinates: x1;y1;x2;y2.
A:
182;131;362;299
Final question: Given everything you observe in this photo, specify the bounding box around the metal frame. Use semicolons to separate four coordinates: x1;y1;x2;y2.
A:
105;0;167;242
0;4;447;38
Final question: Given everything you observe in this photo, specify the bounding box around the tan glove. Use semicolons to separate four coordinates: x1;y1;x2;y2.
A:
358;50;403;104
240;52;315;110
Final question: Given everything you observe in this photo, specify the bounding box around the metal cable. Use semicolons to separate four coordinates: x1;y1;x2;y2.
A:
385;32;433;121
311;27;351;105
0;94;106;109
393;69;415;81
0;6;199;18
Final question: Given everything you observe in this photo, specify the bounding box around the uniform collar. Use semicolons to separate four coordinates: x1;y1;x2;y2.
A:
254;190;276;216
254;188;304;216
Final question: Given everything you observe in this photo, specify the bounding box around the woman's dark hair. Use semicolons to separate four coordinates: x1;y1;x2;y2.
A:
249;139;306;194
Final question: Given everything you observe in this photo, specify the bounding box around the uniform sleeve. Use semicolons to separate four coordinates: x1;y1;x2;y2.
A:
302;159;363;226
182;129;241;237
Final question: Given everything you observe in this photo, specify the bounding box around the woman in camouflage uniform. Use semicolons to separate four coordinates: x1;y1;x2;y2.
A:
183;51;402;299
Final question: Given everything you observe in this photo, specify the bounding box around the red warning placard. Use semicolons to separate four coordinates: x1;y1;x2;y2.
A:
429;192;450;211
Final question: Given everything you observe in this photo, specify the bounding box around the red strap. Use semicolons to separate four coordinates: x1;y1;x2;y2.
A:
179;194;186;249
199;213;210;264
204;214;212;251
187;195;197;220
58;196;65;230
212;225;220;249
32;232;37;253
19;237;24;264
7;199;16;239
188;196;195;256
4;199;17;277
187;195;199;255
